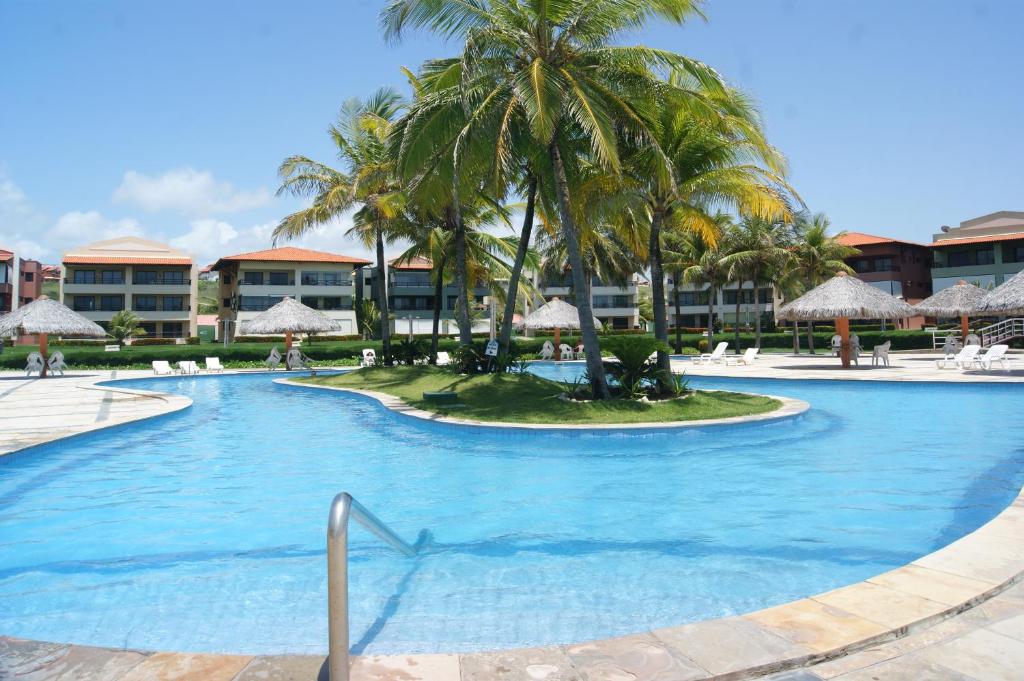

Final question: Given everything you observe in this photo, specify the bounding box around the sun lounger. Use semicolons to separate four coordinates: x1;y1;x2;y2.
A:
152;360;174;375
204;357;224;373
435;351;451;366
977;344;1013;371
266;347;282;371
694;341;728;365
177;360;199;375
937;344;981;369
25;352;44;377
286;347;310;370
46;351;66;376
360;348;376;367
559;343;575;360
540;341;555;360
726;347;758;366
871;341;891;367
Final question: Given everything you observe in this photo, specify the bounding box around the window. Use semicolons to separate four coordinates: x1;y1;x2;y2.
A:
239;295;283;311
723;289;771;305
873;257;893;271
162;322;184;339
73;296;95;311
447;295;459;310
593;295;633;308
99;295;124;311
302;271;345;286
268;271;290;285
162;296;184;311
322;296;346;310
73;270;96;284
1006;244;1024;263
242;271;264;285
134;270;157;284
101;270;124;284
139;322;157;336
223;298;232;308
134;295;157;311
947;247;994;267
393;296;431;311
23;272;34;282
162;270;185;284
675;291;709;306
976;249;995;266
301;296;321;309
391;272;432;287
223;274;232;285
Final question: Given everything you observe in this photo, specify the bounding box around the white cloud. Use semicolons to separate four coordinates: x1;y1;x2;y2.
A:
0;172;51;260
113;168;271;215
49;211;144;243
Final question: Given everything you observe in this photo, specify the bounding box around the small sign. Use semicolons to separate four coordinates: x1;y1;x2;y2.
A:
484;340;499;357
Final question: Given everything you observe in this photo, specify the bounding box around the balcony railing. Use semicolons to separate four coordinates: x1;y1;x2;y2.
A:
241;280;295;287
132;279;191;286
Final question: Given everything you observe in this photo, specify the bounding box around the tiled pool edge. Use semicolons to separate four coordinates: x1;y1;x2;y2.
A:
277;379;811;430
1;370;1022;680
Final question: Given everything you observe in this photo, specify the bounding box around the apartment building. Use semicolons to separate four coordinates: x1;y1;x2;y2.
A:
836;232;932;302
664;277;774;330
61;237;198;338
361;257;491;335
213;246;370;339
539;273;640;330
1;248;43;314
930;211;1024;292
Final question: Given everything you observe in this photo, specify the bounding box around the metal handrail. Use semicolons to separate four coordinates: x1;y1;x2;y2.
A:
327;492;418;681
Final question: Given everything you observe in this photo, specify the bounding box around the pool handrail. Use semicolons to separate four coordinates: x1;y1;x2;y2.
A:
327;492;418;681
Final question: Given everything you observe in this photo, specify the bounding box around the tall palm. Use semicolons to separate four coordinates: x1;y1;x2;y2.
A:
664;213;733;352
723;216;793;348
274;88;406;364
382;0;721;398
789;212;858;353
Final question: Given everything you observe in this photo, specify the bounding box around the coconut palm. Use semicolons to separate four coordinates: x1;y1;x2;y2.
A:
274;88;406;365
723;216;794;348
664;213;733;352
381;0;723;399
107;309;147;345
788;212;858;353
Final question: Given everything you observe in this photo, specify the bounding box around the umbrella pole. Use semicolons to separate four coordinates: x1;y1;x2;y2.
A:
39;332;48;378
554;327;561;362
961;314;969;343
836;317;851;369
285;330;293;371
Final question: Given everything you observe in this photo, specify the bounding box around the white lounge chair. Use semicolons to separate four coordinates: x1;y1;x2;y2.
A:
25;352;44;377
266;347;282;371
694;341;728;365
435;351;451;366
177;360;199;375
539;341;555;360
830;334;842;356
937;344;981;369
871;341;891;367
47;351;67;376
559;343;575;360
152;360;174;375
977;344;1013;371
205;357;224;373
286;347;310;370
360;348;376;367
727;347;758;366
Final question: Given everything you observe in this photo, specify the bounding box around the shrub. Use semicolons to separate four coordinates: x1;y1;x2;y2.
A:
131;338;177;346
601;335;672;399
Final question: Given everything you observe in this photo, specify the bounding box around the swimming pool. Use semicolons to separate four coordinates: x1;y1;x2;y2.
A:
0;367;1022;655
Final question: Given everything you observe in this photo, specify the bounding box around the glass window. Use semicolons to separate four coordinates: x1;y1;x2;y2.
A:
134;270;158;284
73;296;95;311
301;296;321;309
675;291;709;306
874;257;893;271
162;322;184;339
242;271;264;285
162;270;185;284
239;295;283;311
101;270;124;284
23;272;34;282
162;296;184;311
223;273;232;285
73;270;96;284
268;271;290;285
976;249;995;265
134;295;157;311
99;295;124;311
391;272;433;287
322;296;345;310
139;322;157;336
223;298;232;308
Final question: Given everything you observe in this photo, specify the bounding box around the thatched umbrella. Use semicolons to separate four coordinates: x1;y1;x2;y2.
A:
976;269;1024;316
914;280;987;342
238;296;340;358
518;297;600;361
0;295;106;377
778;272;916;368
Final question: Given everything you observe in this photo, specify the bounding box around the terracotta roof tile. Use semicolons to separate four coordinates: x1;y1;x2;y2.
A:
212;246;371;269
836;231;928;248
63;256;193;265
929;232;1024;248
389;256;433;270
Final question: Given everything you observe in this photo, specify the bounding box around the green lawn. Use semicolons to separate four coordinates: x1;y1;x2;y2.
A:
295;366;781;425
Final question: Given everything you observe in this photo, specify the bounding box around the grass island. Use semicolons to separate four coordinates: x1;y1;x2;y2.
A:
294;366;782;425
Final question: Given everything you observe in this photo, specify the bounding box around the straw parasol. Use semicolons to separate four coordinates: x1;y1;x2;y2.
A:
914;280;987;342
518;297;600;361
0;295;106;377
976;269;1024;316
778;272;917;368
238;296;341;354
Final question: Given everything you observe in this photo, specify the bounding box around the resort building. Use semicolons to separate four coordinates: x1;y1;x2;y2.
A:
212;246;370;340
930;211;1024;291
538;273;641;330
0;247;42;314
361;257;492;335
60;237;198;339
664;278;774;331
836;232;932;302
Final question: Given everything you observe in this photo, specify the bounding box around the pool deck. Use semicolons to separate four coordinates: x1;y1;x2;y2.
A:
1;360;1023;680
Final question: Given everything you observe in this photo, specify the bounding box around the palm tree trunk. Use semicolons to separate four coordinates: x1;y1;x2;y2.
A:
549;141;610;399
706;286;715;349
497;174;537;364
375;229;392;365
753;268;762;348
792;318;800;354
450;210;473;346
807;321;816;354
673;276;682;353
733;282;741;352
430;253;447;363
648;206;671;386
354;268;365;339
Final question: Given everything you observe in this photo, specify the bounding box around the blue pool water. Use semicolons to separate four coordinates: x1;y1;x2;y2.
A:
0;366;1022;655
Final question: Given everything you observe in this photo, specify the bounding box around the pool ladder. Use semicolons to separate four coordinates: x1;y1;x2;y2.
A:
327;492;419;681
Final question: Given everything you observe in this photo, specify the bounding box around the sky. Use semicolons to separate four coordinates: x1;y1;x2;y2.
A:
2;0;1022;266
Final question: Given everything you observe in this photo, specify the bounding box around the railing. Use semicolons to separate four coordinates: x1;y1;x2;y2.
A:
327;492;418;681
978;318;1024;347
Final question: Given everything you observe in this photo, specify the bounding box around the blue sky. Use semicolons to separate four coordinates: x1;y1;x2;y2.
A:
2;0;1022;266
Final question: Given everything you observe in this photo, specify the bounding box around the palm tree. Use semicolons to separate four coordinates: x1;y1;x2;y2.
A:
382;0;722;399
723;216;793;348
664;214;733;352
788;212;858;353
107;310;146;345
274;88;406;365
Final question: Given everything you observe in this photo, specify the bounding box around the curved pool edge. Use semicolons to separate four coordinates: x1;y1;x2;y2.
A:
1;368;1022;680
276;378;811;431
